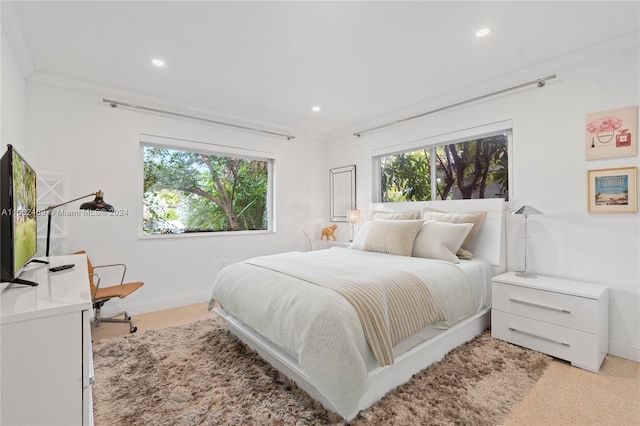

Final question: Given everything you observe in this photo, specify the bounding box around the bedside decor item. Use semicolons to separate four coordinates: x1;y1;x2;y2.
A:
320;224;337;241
587;167;637;214
585;105;638;160
346;208;361;242
511;205;543;278
44;190;115;256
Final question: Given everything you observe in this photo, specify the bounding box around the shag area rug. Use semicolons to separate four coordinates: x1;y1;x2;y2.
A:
92;316;550;425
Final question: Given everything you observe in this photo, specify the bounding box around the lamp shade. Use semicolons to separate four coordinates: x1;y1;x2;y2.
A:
347;209;362;224
511;205;543;216
79;190;114;211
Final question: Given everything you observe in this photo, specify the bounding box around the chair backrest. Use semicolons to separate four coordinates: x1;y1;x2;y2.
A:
72;250;96;298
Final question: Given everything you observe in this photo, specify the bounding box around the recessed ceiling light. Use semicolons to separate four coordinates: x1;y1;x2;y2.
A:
311;105;321;113
151;58;165;67
475;28;490;38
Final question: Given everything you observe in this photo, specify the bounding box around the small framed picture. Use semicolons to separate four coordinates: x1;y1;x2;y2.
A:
587;167;637;214
585;106;638;160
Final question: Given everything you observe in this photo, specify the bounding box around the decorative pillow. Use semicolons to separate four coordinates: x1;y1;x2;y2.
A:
362;219;424;256
349;221;373;250
422;207;487;259
370;210;420;220
412;221;473;263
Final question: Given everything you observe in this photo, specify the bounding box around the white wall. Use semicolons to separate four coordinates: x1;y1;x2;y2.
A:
325;38;640;361
23;79;327;314
1;24;27;152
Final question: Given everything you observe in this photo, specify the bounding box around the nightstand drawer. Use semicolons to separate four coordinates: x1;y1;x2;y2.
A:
492;282;598;333
492;310;601;372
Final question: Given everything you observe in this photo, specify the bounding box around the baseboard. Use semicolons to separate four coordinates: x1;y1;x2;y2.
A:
99;292;210;318
608;338;640;363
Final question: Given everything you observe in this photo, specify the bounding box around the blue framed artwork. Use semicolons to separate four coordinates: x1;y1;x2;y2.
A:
588;167;637;213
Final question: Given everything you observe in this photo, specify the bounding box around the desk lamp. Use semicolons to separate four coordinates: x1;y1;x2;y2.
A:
44;190;114;256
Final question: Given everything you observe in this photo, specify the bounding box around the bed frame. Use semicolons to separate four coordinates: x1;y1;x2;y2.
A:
215;198;506;420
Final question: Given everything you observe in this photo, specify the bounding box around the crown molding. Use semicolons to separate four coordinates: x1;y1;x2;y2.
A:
325;30;640;142
28;71;325;142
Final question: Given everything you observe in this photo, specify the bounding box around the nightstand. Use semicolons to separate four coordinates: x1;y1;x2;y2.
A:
491;272;608;373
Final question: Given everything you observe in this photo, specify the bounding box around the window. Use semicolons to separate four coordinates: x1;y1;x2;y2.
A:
378;131;510;202
142;143;273;235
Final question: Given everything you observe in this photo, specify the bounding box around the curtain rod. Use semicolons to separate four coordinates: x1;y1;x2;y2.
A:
102;98;296;140
353;74;557;138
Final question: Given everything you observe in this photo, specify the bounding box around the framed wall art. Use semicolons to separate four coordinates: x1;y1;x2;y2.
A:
587;167;637;214
585;105;638;160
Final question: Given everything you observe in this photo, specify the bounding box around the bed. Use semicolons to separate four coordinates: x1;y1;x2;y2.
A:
208;199;506;420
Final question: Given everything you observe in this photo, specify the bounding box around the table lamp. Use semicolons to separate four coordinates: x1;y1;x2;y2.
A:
511;205;543;278
347;209;362;242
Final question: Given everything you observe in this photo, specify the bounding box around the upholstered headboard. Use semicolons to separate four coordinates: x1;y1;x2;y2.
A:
369;199;506;273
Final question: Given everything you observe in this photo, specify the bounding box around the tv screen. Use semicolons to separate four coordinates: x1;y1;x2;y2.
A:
1;145;38;284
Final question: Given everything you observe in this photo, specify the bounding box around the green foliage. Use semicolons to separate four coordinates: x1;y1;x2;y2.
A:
380;149;431;202
11;151;38;269
380;134;508;201
12;151;37;217
491;143;509;200
143;146;269;234
14;219;36;271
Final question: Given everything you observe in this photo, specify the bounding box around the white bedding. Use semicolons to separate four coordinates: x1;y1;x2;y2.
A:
208;247;491;417
457;257;493;312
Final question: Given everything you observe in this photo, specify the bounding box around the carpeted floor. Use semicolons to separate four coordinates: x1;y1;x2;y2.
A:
92;316;550;425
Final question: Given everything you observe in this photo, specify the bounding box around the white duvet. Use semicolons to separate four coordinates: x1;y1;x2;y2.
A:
208;248;475;417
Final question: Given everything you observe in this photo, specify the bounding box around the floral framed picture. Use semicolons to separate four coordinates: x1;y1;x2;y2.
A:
587;167;637;214
585;105;638;160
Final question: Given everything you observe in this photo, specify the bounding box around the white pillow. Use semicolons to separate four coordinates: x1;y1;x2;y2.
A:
349;210;424;250
422;208;487;259
362;219;424;256
349;221;373;250
412;220;474;263
371;210;420;220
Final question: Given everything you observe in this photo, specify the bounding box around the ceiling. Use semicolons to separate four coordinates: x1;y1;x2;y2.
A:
4;1;640;137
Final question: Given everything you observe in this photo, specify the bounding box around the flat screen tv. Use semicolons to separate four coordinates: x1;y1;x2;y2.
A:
0;144;39;286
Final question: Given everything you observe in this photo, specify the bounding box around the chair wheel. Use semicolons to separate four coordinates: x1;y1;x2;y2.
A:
129;326;137;333
125;316;131;320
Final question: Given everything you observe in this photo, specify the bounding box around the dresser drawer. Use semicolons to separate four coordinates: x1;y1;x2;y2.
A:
492;310;601;372
492;282;598;333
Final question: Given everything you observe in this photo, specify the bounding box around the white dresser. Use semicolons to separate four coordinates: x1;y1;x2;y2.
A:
0;254;94;425
491;272;608;373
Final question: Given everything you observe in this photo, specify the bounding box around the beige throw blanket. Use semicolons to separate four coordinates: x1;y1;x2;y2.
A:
246;251;446;366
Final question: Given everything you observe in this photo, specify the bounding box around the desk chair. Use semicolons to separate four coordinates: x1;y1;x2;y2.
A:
74;250;144;333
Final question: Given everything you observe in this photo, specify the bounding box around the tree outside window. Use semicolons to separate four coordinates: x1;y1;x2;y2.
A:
143;145;271;235
379;133;509;202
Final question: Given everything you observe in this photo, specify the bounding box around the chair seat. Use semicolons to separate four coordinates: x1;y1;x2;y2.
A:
94;281;144;300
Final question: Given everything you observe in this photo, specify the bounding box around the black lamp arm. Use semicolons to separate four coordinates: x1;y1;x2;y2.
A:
44;192;99;212
44;190;110;257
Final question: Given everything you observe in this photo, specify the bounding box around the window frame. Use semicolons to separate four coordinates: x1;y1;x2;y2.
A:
138;134;276;239
372;122;513;202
